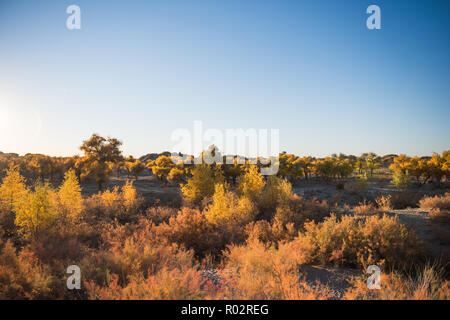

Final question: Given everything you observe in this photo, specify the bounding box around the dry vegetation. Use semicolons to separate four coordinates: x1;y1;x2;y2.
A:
0;135;449;300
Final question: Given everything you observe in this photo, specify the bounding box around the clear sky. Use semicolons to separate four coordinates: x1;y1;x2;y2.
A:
0;0;449;158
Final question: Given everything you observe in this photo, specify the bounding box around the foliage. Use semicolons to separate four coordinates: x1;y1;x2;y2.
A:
218;238;329;300
204;183;256;226
55;169;84;226
295;214;423;270
180;163;224;205
14;182;58;241
344;265;450;300
0;239;54;299
236;165;265;202
79;134;123;190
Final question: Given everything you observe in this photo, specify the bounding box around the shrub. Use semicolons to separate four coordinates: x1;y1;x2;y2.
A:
419;193;450;211
84;181;142;221
86;267;206;300
390;191;421;209
145;206;178;224
244;219;296;246
82;221;196;288
157;208;241;257
428;208;450;223
295;214;424;271
353;200;378;216
375;195;393;212
391;170;410;189
274;195;329;229
167;167;185;184
355;174;368;190
344;266;450;300
218;238;328;299
0;240;55;299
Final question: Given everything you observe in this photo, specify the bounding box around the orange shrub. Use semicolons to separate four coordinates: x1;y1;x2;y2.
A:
153;208;245;258
419;193;450;211
274;194;329;229
295;214;424;270
217;238;327;299
86;267;206;300
145;206;178;224
344;266;450;300
0;240;54;299
353;200;378;216
244;219;296;246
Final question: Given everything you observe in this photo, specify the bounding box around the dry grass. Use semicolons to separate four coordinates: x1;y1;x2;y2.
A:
375;195;393;211
353;200;379;216
296;214;424;270
419;193;450;211
390;191;422;209
217;238;330;300
429;208;450;223
419;193;450;222
344;265;450;300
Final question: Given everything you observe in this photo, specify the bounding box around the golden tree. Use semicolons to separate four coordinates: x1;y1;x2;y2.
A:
0;166;28;237
236;165;265;202
204;183;256;226
149;155;175;182
55;169;84;226
181;163;224;205
14;182;57;240
79;134;123;190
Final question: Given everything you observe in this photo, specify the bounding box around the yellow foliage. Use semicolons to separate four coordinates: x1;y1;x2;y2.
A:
204;183;256;226
122;180;139;209
56;169;84;225
0;165;28;213
259;176;293;211
236;165;265;201
14;183;58;240
180;164;223;205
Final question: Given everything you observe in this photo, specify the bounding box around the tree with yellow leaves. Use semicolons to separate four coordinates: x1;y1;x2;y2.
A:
236;165;265;202
79;134;123;191
181;163;224;205
124;157;146;180
55;169;84;226
149;155;175;182
204;183;256;226
14;182;57;241
0;165;28;237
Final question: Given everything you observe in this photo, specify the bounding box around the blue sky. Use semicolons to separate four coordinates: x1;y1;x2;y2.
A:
0;0;449;157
